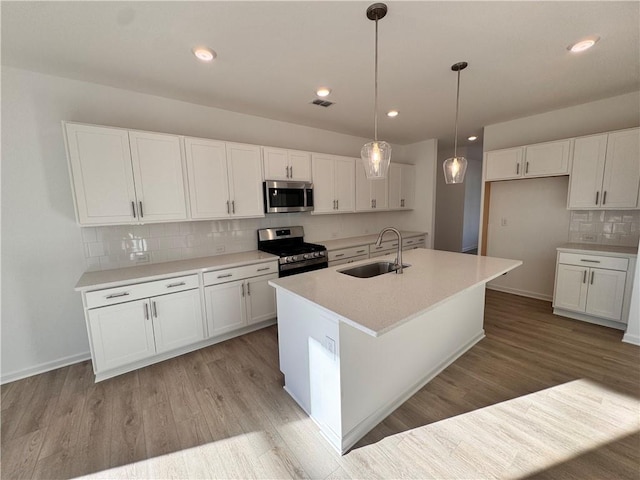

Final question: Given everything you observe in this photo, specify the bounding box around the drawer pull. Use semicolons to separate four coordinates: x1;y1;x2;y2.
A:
106;292;130;299
580;259;601;263
256;267;271;272
356;249;366;254
217;273;233;279
166;282;186;288
334;254;345;258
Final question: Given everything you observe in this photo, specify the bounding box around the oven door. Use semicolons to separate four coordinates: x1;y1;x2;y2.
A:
264;181;313;213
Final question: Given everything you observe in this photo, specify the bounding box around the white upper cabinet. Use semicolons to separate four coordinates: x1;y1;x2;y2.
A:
65;123;188;225
184;138;264;219
263;146;312;181
568;128;639;209
356;161;388;211
311;154;355;214
128;131;188;222
388;163;415;210
484;139;571;181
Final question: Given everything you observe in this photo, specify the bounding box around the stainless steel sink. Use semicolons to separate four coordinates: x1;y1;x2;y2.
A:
338;261;410;278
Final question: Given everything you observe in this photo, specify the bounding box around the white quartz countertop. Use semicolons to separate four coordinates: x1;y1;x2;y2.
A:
557;243;637;257
320;231;426;251
75;251;278;291
269;249;522;337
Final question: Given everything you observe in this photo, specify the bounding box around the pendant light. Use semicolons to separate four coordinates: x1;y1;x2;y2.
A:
361;3;391;180
443;62;469;184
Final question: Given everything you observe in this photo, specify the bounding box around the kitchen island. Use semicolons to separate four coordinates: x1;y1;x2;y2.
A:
269;248;522;454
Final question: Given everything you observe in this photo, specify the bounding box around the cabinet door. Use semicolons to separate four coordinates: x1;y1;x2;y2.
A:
246;274;278;325
371;175;389;210
401;164;416;209
568;134;607;209
554;264;588;313
585;269;627;321
484;147;524;181
184;137;231;219
335;156;355;212
65;123;137;225
288;150;312;181
263;147;289;181
388;164;402;209
151;289;204;353
601;129;640;209
204;280;247;337
227;142;265;218
129;131;187;222
524;140;571;177
88;299;156;372
355;164;373;211
311;154;336;213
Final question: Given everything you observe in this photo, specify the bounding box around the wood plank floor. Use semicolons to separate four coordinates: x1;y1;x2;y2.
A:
2;290;639;479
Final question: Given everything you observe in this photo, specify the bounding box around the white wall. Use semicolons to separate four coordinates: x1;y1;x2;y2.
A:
1;66;436;382
482;92;640;300
462;147;483;252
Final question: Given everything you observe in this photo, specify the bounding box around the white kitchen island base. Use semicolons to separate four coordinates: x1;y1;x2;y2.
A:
277;283;486;454
271;248;521;454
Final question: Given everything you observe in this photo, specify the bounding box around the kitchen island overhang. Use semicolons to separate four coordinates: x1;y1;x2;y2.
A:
270;249;522;454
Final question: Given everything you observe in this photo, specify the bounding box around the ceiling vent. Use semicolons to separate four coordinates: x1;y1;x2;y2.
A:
311;99;334;108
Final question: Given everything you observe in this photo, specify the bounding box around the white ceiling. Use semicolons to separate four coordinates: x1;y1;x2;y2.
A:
2;1;639;147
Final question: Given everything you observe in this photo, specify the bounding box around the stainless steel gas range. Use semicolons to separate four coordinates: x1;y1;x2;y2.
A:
257;226;328;277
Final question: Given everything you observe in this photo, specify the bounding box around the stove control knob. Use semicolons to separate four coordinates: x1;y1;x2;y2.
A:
285;256;294;263
303;253;311;259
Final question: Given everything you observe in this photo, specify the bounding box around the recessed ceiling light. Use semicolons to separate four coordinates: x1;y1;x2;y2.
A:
568;36;600;53
468;135;478;141
316;88;331;97
192;47;217;62
387;110;399;118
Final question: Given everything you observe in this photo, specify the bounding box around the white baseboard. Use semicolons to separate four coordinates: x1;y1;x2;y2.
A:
486;284;552;302
622;332;640;346
1;351;91;385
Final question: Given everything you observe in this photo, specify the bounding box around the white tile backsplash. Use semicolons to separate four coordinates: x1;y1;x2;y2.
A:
80;211;413;271
569;210;640;247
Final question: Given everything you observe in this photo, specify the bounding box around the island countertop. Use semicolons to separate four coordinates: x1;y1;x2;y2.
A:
269;248;522;337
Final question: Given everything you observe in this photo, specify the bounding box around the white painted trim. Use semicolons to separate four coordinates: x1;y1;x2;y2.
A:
553;308;627;331
1;351;91;385
486;284;552;302
622;333;640;346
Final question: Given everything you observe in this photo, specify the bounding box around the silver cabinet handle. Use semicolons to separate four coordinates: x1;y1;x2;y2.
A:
525;161;529;174
583;270;587;284
371;199;374;209
336;199;339;209
516;163;520;175
166;282;186;288
139;201;144;218
241;283;245;297
290;165;293;178
106;292;130;299
131;201;137;218
401;199;405;207
356;249;366;254
226;200;230;214
580;259;600;263
590;271;595;285
285;165;289;178
256;267;271;272
144;303;149;320
232;200;235;214
333;200;336;210
247;283;251;295
152;301;158;318
595;191;599;205
334;253;345;258
603;191;607;205
217;273;233;279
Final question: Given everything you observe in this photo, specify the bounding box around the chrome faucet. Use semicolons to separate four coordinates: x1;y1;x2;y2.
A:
376;227;403;274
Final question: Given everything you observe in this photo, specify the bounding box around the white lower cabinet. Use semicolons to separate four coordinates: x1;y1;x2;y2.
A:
553;251;634;328
203;262;279;337
328;246;369;267
86;275;204;374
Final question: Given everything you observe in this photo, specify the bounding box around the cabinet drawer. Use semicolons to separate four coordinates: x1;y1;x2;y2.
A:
558;252;628;271
86;274;199;309
403;236;426;248
203;261;278;286
369;240;399;254
328;246;369;262
329;254;369;267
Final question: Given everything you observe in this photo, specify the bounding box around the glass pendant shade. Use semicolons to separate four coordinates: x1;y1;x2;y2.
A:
361;140;392;179
443;155;468;184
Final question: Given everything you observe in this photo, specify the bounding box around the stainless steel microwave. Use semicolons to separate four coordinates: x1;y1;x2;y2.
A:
263;180;314;213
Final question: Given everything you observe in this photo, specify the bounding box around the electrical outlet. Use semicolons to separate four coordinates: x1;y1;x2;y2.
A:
325;336;336;360
134;253;149;264
581;234;597;242
215;245;226;254
500;217;508;227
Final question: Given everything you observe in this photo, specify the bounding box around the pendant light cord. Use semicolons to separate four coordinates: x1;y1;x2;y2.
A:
373;17;379;143
453;68;461;158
